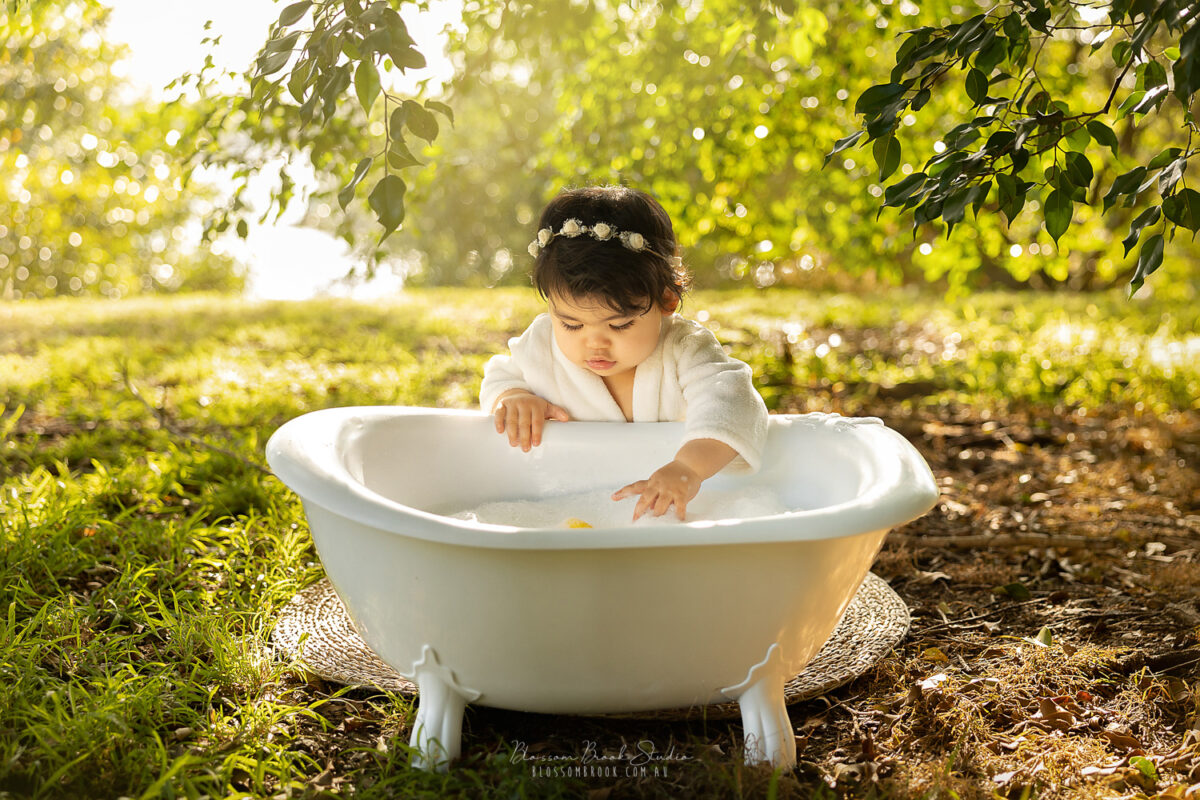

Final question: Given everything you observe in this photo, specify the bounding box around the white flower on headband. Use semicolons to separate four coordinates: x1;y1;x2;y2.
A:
668;255;683;268
525;219;657;258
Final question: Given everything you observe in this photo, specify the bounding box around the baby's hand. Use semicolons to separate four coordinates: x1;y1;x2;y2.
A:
612;460;702;521
493;391;570;452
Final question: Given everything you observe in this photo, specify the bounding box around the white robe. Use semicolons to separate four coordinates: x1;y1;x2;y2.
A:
480;314;768;472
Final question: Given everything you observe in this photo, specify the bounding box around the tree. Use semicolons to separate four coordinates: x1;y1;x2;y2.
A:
0;0;242;299
206;0;1199;295
178;0;451;262
831;0;1200;296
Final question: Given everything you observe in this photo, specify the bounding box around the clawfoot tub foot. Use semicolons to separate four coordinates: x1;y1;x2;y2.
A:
720;642;797;768
404;646;481;771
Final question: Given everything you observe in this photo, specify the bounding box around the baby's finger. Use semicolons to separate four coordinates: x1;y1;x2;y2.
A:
612;481;646;501
518;407;534;451
530;414;545;447
494;409;506;434
652;492;675;518
506;406;523;448
547;403;571;422
672;497;688;521
632;491;658;521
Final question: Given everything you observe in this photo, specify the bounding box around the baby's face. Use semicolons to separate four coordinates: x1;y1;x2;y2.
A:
548;293;673;380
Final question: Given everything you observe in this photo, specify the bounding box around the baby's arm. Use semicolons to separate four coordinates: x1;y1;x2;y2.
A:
612;438;737;521
492;390;570;452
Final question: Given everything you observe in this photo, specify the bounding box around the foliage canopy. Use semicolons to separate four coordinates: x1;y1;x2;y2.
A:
197;0;1197;296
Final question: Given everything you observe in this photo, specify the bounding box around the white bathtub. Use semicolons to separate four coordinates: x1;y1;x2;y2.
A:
266;407;937;770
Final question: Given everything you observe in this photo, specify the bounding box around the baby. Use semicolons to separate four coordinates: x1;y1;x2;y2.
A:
480;186;768;521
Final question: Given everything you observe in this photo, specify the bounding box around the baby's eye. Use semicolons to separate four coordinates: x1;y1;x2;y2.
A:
559;321;583;331
610;320;636;331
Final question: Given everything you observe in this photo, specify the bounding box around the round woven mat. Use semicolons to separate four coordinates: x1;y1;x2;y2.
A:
272;572;909;720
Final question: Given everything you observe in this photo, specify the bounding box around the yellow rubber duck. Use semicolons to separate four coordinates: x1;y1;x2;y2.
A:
564;518;593;529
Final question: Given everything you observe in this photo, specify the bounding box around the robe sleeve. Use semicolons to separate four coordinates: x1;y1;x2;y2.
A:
673;321;769;472
479;319;543;413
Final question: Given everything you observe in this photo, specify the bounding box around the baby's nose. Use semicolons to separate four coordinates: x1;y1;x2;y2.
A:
585;329;610;347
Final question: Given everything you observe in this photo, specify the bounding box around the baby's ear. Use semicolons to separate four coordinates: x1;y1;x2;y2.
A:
660;292;680;314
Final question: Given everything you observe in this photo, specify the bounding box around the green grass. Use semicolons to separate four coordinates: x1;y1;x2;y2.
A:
0;287;1196;798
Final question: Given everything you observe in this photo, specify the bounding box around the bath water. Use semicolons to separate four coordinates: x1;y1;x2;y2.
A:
450;486;790;529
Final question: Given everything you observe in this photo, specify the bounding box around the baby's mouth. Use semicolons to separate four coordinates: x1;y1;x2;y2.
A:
585;357;616;370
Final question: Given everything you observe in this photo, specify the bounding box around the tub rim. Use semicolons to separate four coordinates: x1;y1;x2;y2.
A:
265;406;939;551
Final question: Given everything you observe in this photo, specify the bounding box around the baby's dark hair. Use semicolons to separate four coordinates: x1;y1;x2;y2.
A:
530;186;690;315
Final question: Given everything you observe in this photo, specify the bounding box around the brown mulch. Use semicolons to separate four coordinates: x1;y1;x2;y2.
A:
281;401;1199;799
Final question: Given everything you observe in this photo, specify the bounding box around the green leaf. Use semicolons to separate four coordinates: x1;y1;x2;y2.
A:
1010;146;1030;173
911;87;932;111
884;172;927;207
1086;120;1119;157
855;83;907;116
1044;189;1072;242
1103;166;1147;212
1122;206;1161;256
1129;233;1164;296
1113;40;1132;66
389;105;406;136
824;130;865;167
942;185;981;235
403;99;439;142
424;100;455;125
973;179;993;218
975;33;1007;72
1148;147;1183;170
997;173;1027;223
1090;28;1113;51
1064;124;1091;153
1157;157;1187;196
994;581;1032;601
1130;756;1159;781
338;156;373;211
257;48;292;77
236;219;249;239
388;43;427;71
287;59;314;103
965;68;988;106
946;14;988;56
1139;59;1168;90
368;174;407;238
1027;7;1051;33
317;65;351;122
873;135;902;182
278;1;312;27
1034;626;1053;646
264;30;301;54
354;61;381;113
1064;152;1094;189
1130;84;1169;115
1163;188;1200;231
386;137;420;169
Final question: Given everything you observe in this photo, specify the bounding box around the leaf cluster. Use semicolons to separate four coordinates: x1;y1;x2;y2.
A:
833;0;1200;296
182;0;450;254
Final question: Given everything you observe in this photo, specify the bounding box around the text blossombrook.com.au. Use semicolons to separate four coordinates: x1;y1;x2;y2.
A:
511;739;693;779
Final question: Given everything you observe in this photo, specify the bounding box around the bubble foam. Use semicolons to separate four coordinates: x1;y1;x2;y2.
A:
450;486;790;529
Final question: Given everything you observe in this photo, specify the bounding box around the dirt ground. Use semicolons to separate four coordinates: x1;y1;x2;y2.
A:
286;402;1199;799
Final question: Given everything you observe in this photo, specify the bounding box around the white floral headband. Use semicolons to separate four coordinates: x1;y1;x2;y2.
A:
527;218;683;267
